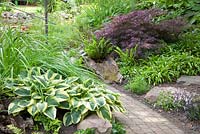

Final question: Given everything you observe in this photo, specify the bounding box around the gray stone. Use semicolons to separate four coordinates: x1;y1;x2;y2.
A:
144;86;183;103
86;57;123;83
177;76;200;86
0;104;4;111
77;114;112;134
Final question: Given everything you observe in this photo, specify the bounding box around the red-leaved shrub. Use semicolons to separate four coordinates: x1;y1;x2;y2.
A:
95;9;186;58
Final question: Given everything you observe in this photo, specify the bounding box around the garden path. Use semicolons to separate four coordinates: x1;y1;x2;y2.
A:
108;86;185;134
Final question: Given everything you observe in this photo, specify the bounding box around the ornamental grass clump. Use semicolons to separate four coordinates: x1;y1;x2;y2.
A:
95;9;186;58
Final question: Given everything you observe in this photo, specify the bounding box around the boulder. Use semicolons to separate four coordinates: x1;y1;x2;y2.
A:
77;114;112;134
177;76;200;86
144;86;183;103
86;57;123;83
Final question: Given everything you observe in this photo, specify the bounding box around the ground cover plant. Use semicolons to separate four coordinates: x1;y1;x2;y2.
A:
7;67;124;133
119;50;200;86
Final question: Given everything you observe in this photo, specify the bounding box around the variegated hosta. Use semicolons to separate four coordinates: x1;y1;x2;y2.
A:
8;67;125;126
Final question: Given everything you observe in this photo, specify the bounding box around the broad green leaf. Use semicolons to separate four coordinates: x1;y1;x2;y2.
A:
96;104;112;121
49;73;62;80
32;92;42;99
8;99;24;114
106;94;116;101
55;90;69;102
27;104;38;116
58;101;70;109
70;98;81;108
111;105;120;112
79;105;88;115
63;112;73;126
67;89;78;96
71;109;81;124
95;97;106;107
83;101;97;111
45;70;54;80
55;83;70;90
83;79;94;88
18;97;32;107
14;87;31;96
46;96;59;106
44;107;57;120
50;79;64;85
36;102;48;112
45;88;56;96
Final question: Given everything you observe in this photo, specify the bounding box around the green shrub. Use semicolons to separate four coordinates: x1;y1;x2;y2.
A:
155;91;183;111
7;67;125;131
34;114;62;134
112;120;126;134
84;36;113;60
115;47;137;66
125;77;150;95
143;52;200;85
170;29;200;57
75;0;135;28
136;0;200;24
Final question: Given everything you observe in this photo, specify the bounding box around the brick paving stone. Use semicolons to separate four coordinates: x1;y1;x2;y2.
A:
108;86;185;134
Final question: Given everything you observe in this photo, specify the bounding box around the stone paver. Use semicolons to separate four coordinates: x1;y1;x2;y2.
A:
108;86;185;134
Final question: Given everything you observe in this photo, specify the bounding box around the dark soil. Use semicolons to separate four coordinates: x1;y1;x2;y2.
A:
112;83;200;134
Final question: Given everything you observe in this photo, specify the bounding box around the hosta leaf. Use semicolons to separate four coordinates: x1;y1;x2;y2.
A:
50;79;64;85
83;79;94;88
58;101;70;109
27;104;38;116
79;105;88;115
111;105;120;112
70;98;81;108
33;75;47;87
50;73;62;80
32;92;42;99
66;77;79;84
46;96;59;106
71;109;81;124
44;107;57;120
55;90;69;102
36;102;48;112
55;83;70;90
63;112;73;126
14;87;31;96
83;101;97;111
67;89;78;96
8;99;24;114
18;97;32;107
97;104;112;121
45;88;56;96
45;70;54;80
106;94;116;101
95;97;106;107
